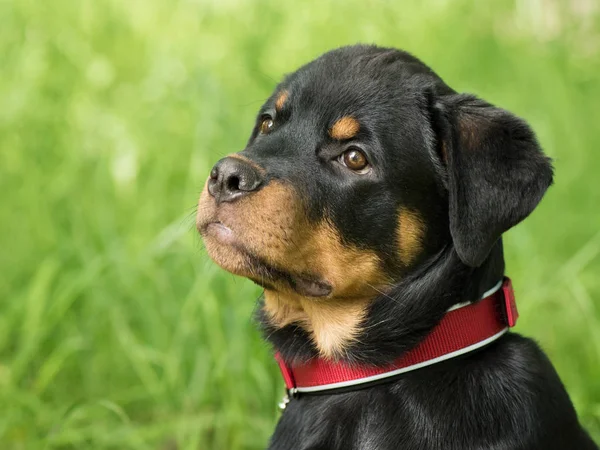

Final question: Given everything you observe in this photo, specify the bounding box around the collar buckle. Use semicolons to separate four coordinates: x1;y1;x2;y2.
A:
278;388;298;411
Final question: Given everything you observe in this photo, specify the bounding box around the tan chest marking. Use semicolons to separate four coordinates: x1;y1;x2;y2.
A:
264;290;373;360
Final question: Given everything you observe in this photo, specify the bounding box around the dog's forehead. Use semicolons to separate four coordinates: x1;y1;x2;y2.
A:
279;46;441;116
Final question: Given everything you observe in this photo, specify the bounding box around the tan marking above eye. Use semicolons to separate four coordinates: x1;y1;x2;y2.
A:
342;148;369;171
259;116;274;134
329;116;360;140
275;90;289;111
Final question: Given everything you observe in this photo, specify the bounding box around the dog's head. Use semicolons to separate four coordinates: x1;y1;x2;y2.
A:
197;45;552;358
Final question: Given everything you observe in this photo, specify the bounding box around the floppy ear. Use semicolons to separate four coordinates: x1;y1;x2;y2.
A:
434;94;553;267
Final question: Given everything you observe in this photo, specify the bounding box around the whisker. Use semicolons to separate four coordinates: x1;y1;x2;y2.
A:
366;282;398;303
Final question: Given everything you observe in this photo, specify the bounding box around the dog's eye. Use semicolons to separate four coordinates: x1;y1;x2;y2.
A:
259;116;274;135
340;147;369;172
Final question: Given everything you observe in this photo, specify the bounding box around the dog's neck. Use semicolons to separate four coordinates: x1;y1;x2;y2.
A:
258;241;505;366
262;290;373;360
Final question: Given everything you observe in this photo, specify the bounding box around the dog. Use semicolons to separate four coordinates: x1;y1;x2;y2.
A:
197;45;598;449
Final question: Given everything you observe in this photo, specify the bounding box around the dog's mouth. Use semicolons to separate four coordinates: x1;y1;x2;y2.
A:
203;222;235;245
200;220;333;297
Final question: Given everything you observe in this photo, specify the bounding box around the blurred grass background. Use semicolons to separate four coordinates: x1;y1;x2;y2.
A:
1;0;599;448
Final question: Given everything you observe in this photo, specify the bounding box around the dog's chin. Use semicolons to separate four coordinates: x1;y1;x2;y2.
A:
200;222;254;276
200;222;332;298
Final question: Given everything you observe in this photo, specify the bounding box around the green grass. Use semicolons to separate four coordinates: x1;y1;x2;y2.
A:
1;0;599;448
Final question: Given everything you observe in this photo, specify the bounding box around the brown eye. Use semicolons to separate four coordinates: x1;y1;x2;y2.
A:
341;147;369;172
259;116;274;134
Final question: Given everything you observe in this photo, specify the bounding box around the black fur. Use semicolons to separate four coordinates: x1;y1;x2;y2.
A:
270;334;597;450
216;45;597;449
436;94;554;267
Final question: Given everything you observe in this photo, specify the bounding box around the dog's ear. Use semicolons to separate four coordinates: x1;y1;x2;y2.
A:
431;93;553;267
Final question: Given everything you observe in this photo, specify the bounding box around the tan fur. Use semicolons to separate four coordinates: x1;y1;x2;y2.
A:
275;90;289;111
197;178;388;359
329;116;360;140
396;207;425;265
291;221;386;298
264;290;372;359
261;221;388;359
197;180;298;280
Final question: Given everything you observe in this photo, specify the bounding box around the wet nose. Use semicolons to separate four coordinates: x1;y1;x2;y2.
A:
207;157;263;204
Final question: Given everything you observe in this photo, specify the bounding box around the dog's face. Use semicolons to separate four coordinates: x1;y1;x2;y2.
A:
197;45;552;357
198;47;447;295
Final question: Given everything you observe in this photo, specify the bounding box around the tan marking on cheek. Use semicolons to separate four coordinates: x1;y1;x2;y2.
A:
329;116;360;140
308;222;387;297
197;180;299;279
262;218;388;298
275;90;289;111
199;176;389;360
263;220;390;360
202;179;385;300
397;208;425;265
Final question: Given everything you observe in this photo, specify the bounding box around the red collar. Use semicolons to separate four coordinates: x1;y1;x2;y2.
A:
276;277;517;395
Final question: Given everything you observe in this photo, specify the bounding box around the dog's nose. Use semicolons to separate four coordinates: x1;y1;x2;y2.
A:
207;157;263;204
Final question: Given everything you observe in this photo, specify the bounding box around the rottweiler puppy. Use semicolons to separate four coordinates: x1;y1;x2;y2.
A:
197;45;597;449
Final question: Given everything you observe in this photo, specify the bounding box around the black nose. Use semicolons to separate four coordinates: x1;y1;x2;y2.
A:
207;157;263;204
